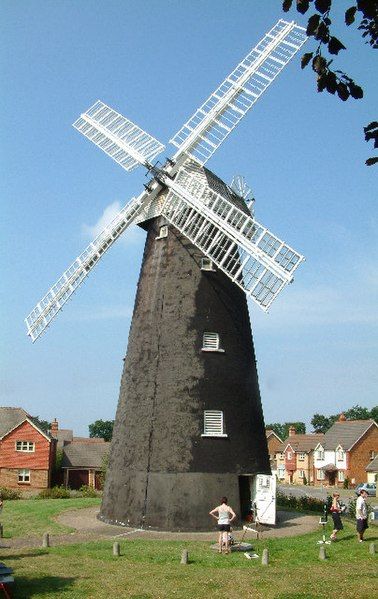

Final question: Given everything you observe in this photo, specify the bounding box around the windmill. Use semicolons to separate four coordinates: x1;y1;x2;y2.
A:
25;20;307;530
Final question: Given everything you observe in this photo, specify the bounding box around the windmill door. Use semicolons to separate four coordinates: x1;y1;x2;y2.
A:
251;474;276;525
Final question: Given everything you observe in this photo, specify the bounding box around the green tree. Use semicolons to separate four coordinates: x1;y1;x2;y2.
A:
344;404;371;420
266;422;286;440
31;415;50;434
282;0;378;165
370;405;378;421
266;422;306;440
88;419;114;442
311;413;334;433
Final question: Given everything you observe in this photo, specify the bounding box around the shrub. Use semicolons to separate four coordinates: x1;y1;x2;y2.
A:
36;485;71;499
78;485;98;498
276;491;326;513
0;487;21;500
343;477;350;489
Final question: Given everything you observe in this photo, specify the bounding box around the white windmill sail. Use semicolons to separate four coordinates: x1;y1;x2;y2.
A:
170;19;307;165
161;162;304;311
73;100;165;171
25;194;146;342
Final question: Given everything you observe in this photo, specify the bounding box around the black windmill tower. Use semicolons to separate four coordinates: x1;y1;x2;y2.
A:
26;20;307;531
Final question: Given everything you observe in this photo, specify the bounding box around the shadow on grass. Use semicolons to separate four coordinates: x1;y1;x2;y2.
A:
14;575;76;597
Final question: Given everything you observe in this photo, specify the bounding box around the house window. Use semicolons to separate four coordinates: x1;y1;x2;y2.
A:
16;441;35;452
298;470;305;479
316;450;325;460
369;451;375;460
156;225;168;239
317;469;325;480
18;469;30;483
287;451;292;460
278;465;285;479
201;257;216;271
298;453;306;461
337;449;345;461
202;332;224;352
338;471;345;482
201;410;227;437
278;452;284;460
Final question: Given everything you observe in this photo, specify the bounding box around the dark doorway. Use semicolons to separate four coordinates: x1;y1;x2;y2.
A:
239;475;252;521
67;470;88;489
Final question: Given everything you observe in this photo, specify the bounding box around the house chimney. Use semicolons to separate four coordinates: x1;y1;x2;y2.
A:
338;413;346;422
288;426;296;437
50;418;59;437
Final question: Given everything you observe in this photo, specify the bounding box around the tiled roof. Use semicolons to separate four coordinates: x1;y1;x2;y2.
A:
56;429;73;448
323;420;376;450
366;455;378;472
62;441;110;469
283;433;324;452
266;429;283;443
0;407;29;438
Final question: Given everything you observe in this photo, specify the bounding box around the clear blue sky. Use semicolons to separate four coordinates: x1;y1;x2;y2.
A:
1;1;377;436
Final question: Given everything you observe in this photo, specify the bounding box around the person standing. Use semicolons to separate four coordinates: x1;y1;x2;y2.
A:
356;489;369;542
329;492;344;541
209;496;236;554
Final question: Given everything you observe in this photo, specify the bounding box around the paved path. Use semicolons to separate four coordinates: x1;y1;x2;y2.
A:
0;507;319;551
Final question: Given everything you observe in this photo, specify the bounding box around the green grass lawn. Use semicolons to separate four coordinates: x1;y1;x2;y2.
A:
2;520;377;598
0;497;101;537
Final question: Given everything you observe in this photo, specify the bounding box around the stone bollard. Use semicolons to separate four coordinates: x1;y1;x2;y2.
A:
319;545;327;560
42;532;50;548
180;549;189;564
369;542;376;555
261;548;269;566
113;542;120;557
0;524;3;538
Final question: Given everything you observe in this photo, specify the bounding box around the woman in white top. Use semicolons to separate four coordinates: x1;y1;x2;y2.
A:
209;496;236;554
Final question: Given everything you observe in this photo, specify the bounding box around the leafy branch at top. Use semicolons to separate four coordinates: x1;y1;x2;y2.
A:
282;0;378;165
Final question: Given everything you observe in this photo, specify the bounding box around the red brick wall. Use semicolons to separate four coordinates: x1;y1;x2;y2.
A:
267;435;282;460
348;425;378;484
0;420;53;489
285;445;296;476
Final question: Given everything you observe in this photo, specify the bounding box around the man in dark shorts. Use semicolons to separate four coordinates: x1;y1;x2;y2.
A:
356;488;368;542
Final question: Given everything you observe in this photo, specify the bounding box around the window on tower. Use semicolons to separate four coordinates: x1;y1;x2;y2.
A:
201;410;227;437
202;332;225;352
200;257;216;271
156;225;168;239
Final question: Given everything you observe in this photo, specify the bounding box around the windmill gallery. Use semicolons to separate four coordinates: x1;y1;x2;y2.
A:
25;20;307;531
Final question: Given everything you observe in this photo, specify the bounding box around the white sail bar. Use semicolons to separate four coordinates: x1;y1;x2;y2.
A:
25;194;146;342
170;20;307;165
161;165;304;310
73;101;165;172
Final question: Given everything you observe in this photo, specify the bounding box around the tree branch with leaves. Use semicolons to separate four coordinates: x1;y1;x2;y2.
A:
282;0;378;165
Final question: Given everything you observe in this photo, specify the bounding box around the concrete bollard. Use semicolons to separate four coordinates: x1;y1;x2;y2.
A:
319;545;327;560
369;542;376;555
180;549;189;564
113;542;120;556
42;532;50;548
261;548;269;566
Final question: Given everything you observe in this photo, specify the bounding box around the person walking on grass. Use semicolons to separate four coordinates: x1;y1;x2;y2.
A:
209;496;236;554
356;488;369;542
329;492;344;541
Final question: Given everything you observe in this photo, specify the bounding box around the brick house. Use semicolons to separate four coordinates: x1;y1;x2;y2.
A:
61;441;110;490
275;427;324;485
49;418;109;490
313;416;378;487
366;455;378;485
0;407;56;490
266;429;283;473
